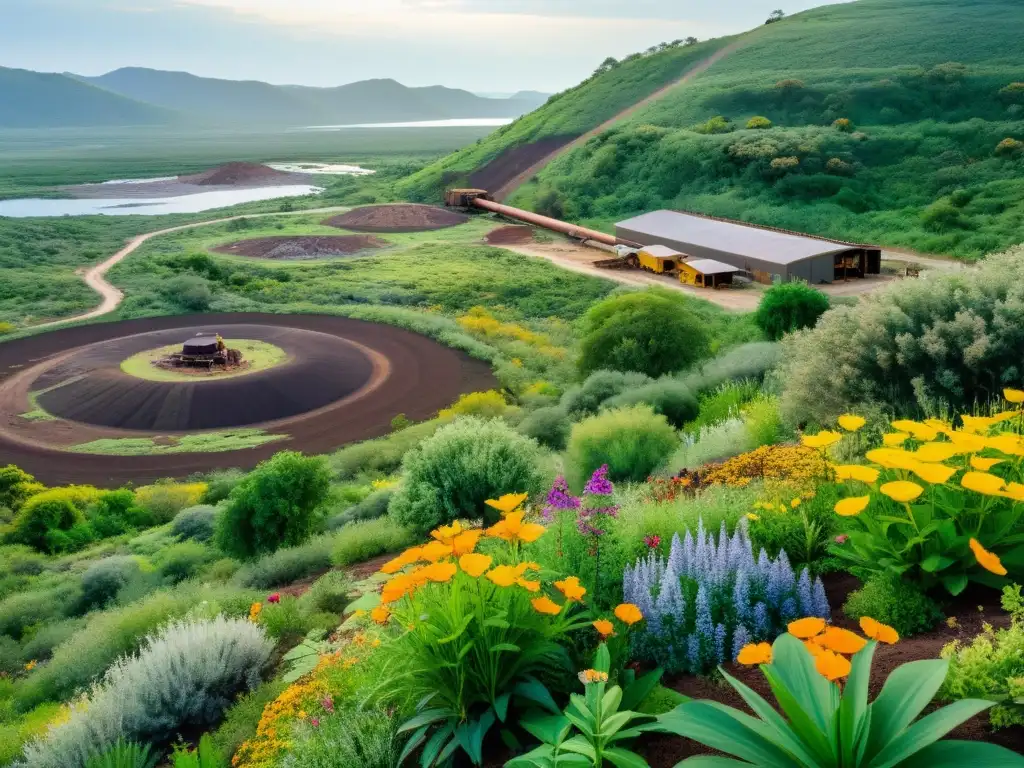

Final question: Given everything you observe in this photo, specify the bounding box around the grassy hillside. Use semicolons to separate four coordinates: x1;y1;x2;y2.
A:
410;0;1024;259
0;67;172;128
396;36;736;200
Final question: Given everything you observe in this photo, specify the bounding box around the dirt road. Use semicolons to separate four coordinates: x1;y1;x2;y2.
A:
29;206;352;331
492;37;755;201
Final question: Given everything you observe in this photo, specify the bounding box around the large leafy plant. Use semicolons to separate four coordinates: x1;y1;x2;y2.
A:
658;628;1024;766
360;494;593;767
821;403;1024;595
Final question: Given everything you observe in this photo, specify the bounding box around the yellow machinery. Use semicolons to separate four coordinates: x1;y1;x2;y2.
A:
638;245;684;274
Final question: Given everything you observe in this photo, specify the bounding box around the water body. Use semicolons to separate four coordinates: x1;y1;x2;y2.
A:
267;162;375;176
296;117;514;131
0;186;323;218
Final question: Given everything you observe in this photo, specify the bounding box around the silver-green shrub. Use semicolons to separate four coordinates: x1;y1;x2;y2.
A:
170;505;218;543
80;556;141;611
778;247;1024;424
19;616;272;768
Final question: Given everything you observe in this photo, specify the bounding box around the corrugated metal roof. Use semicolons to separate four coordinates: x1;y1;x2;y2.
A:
640;244;685;258
616;210;859;266
684;258;740;275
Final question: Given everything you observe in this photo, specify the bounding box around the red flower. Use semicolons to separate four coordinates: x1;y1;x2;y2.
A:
834;535;849;545
310;717;320;727
644;535;662;549
267;593;281;604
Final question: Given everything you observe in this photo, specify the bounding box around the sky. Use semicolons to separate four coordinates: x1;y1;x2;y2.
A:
0;0;852;92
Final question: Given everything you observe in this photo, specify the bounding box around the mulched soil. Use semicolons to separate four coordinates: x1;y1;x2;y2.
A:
466;136;576;192
484;225;536;245
212;235;388;260
639;573;1024;764
178;162;311;187
323;204;468;233
0;314;496;485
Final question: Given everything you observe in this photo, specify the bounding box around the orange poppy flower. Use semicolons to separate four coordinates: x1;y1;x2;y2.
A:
815;649;852;681
430;521;464;545
370;605;391;624
969;538;1007;576
421;562;457;583
380;546;423;575
531;596;562;615
832;465;879;484
486;565;518;588
816;627;867;655
614;603;643;625
880;481;924;503
787;617;826;639
381;573;416;604
458;553;492;578
486;512;546;543
593;619;615;637
451;529;484;556
736;642;772;665
961;472;1006;496
419;540;455;563
485;493;529;515
554;576;587;602
834;496;870;517
860;616;899;644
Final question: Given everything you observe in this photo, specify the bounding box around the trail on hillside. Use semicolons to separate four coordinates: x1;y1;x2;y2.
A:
28;206;351;331
491;37;754;202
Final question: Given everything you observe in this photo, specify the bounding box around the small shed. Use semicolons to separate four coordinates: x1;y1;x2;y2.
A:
679;258;740;288
638;244;685;274
182;336;219;356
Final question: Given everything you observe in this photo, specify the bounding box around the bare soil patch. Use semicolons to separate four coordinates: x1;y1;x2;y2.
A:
179;162;309;187
467;136;577;193
323;204;467;233
485;225;536;246
63;163;316;200
212;235;388;261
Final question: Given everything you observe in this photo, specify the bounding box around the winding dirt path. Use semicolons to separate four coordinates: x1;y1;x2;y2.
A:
491;37;756;202
30;206;352;331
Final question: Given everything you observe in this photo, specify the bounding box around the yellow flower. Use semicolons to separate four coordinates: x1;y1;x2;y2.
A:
961;415;998;434
515;561;542;576
430;521;464;545
24;660;37;671
419;540;455;563
553;576;587;602
746;513;760;521
834;496;870;517
947;431;988;453
860;616;899;644
891;420;939;441
485;493;529;515
815;649;852;681
913;442;960;463
1002;482;1024;502
1004;388;1024;404
380;546;422;574
880;481;924;503
969;538;1007;576
486;565;518;588
381;573;416;604
421;562;457;583
865;448;919;471
486;512;546;543
961;471;1005;496
593;619;615;637
459;553;492;578
614;603;643;625
971;456;1005;471
883;432;910;446
578;669;609;685
908;462;957;485
737;642;773;665
833;464;880;484
370;606;391;625
838;414;866;432
249;602;263;622
987;434;1024;457
787;617;826;639
815;627;868;655
802;431;843;449
452;529;484;556
531;596;562;615
791;498;802;508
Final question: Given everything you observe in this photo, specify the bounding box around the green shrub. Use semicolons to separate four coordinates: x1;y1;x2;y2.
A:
200;470;245;505
170;505;218;543
755;282;830;341
169;734;224;768
6;487;99;553
940;585;1024;729
0;582;79;641
566;405;678;488
603;379;699;428
388;417;548;535
746;116;773;130
637;685;689;715
215;452;332;561
125;527;176;557
20;617;272;768
746;488;841;572
0;466;43;511
164;275;212;311
842;576;944;637
677;342;781;395
517;405;571;450
561;370;652;418
744;394;788;447
331;518;415;567
0;703;64;766
578;290;711;378
330;420;444;481
299;570;353;615
79;556;141;611
134;483;207;524
86;492;155;540
0;634;20;675
280;706;399;768
84;740;157;768
325;490;393;531
18;617;86;663
209;679;287;763
231;536;333;589
154;541;217;584
15;583;259;710
779;246;1024;423
437;390;511;420
664;418;755;470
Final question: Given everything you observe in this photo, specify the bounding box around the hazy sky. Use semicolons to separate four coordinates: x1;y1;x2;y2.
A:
0;0;852;92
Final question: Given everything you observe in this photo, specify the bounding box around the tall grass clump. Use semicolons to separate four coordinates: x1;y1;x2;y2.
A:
561;370;653;418
566;405;678;488
18;617;272;768
603;379;699;428
330;518;416;567
170;505;218;543
280;707;399;768
79;556;141;611
677;342;781;395
231;535;334;589
665;418;755;471
330;420;445;481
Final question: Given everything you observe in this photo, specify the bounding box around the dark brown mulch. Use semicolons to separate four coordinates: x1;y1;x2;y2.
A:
467;135;577;192
212;235;388;260
323;204;468;233
640;573;1024;765
484;225;536;245
179;162;310;187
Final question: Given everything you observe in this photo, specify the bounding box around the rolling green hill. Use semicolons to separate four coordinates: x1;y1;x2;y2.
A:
0;67;173;128
404;0;1024;259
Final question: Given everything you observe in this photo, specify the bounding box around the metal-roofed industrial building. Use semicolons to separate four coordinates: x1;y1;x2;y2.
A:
615;210;882;284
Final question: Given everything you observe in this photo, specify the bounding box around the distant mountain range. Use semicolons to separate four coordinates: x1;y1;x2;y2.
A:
0;66;550;129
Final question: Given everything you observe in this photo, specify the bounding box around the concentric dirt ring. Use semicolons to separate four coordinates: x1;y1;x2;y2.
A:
322;204;468;233
0;314;496;485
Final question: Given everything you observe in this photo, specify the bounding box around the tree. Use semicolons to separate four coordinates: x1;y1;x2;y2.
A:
215;451;332;560
578;290;711;378
766;9;786;23
164;275;212;311
593;57;619;77
755;282;830;341
0;464;43;511
685;36;699;46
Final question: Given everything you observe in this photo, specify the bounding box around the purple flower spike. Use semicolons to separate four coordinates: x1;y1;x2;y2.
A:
584;464;615;496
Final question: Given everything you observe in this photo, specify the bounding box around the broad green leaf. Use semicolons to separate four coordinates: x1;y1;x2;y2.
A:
658;701;798;768
399;725;430;766
515;678;562;715
564;710;596;741
484;617;511;629
521;713;572;746
490;643;521;653
500;726;522;752
420;723;455;768
675;759;757;767
398;708;451;734
599;711;634;740
343;591;380;613
470;708;496;765
867;699;994;768
560;736;598;761
603;746;650;768
602;686;624;719
767;634;834;733
495;692;511;723
864;659;950;761
621;669;664;712
595;643;612;673
762;666;835;764
920;554;955;573
839;642;876;766
438;614;474;645
611;721;666;742
941;573;968;596
893;739;1024;767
